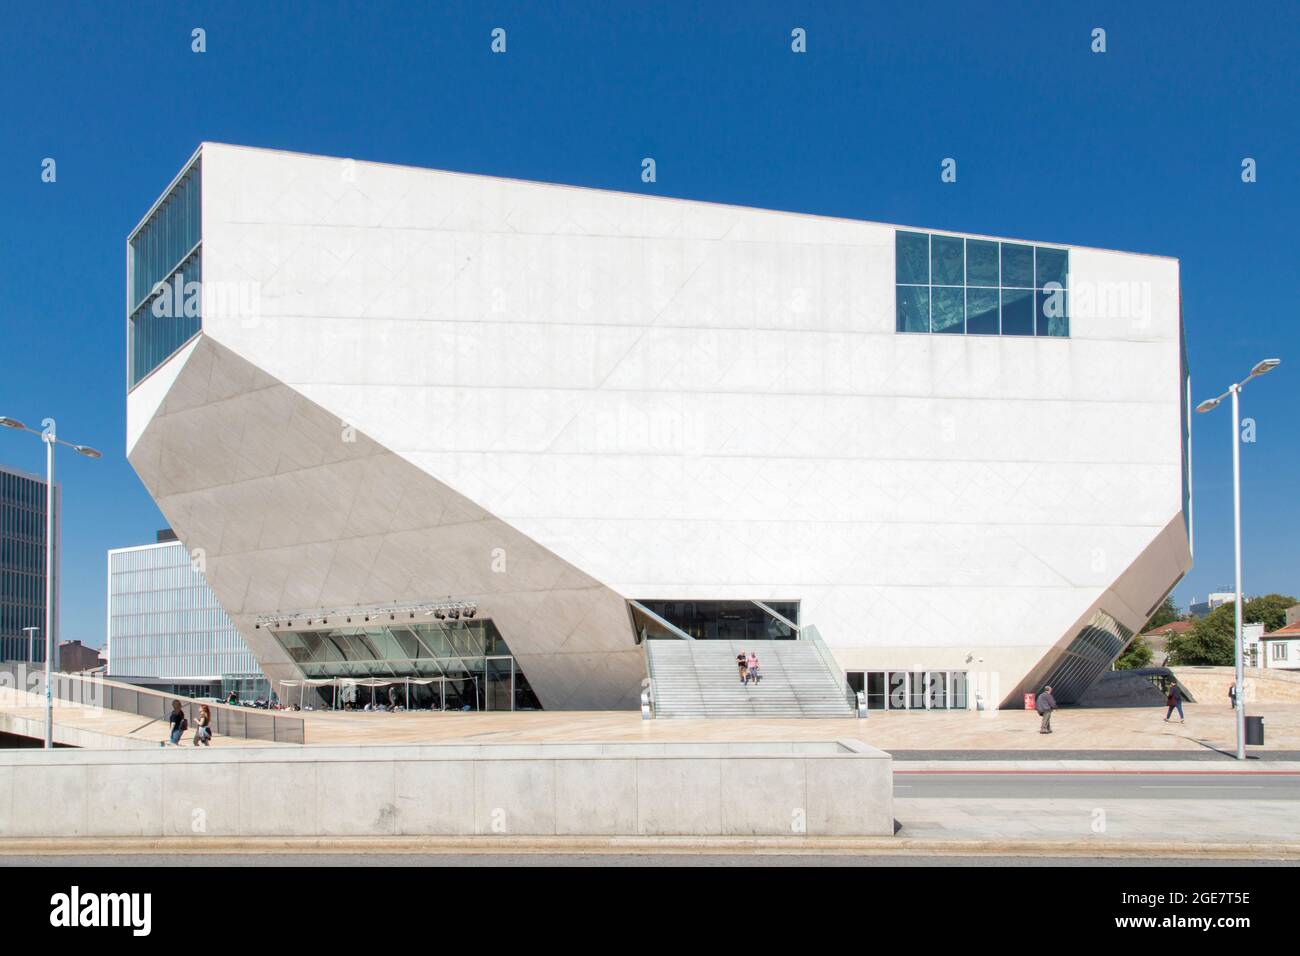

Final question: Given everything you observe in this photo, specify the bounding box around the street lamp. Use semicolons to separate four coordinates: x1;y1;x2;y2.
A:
1194;358;1281;761
0;415;101;749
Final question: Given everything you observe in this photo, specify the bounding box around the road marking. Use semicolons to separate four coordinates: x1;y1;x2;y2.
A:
1139;785;1265;790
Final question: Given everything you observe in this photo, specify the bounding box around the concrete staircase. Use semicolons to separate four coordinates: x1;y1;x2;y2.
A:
645;640;854;718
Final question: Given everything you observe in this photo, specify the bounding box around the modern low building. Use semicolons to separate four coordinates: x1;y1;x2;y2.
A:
106;533;267;699
0;463;57;665
124;143;1192;710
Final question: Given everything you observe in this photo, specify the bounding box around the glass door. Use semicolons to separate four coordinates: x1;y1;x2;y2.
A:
866;672;886;710
888;671;908;710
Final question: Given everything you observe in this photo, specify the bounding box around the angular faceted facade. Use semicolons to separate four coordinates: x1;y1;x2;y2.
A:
125;143;1191;709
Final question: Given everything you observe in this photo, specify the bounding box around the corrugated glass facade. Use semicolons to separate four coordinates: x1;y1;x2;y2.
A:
0;465;57;664
128;156;202;387
107;540;260;684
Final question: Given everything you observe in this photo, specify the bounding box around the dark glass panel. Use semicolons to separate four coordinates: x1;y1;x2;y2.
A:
1000;242;1033;287
931;235;964;286
1035;247;1068;288
1036;288;1069;337
895;231;929;285
1000;288;1034;336
966;287;1000;335
896;285;930;333
966;239;999;286
931;287;964;333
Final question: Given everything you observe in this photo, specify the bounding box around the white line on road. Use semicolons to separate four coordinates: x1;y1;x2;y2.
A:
1139;785;1265;790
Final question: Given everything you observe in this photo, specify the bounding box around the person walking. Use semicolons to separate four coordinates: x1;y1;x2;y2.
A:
736;650;749;685
1164;681;1186;723
1228;682;1237;710
193;704;213;746
1036;685;1057;734
168;699;188;746
747;650;759;686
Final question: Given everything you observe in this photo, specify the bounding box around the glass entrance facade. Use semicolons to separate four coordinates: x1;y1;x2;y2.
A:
269;617;541;711
631;599;800;642
846;670;969;710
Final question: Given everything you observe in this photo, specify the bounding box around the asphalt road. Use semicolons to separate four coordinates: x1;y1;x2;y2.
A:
896;772;1300;800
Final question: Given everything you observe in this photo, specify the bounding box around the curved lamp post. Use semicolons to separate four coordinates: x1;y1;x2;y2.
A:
1194;358;1281;761
0;416;101;749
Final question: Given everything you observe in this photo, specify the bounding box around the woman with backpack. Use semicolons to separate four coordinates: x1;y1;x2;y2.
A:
1164;681;1186;723
193;704;213;746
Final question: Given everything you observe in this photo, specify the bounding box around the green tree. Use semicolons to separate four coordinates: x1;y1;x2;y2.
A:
1142;595;1181;633
1115;635;1154;670
1167;612;1235;666
1244;593;1298;632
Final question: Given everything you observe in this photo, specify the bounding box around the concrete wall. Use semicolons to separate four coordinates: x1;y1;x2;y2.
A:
0;740;893;838
1172;666;1300;705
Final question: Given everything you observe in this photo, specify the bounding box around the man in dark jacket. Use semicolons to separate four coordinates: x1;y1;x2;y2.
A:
1164;681;1186;723
1036;685;1057;734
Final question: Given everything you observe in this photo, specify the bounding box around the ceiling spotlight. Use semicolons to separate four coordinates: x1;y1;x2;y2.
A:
448;609;460;620
464;607;476;619
434;609;446;620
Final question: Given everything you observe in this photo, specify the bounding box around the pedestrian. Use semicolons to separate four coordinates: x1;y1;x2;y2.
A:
737;650;749;685
193;704;212;746
168;699;187;746
1036;685;1056;734
226;689;239;706
747;650;759;685
1228;682;1237;709
1164;681;1185;723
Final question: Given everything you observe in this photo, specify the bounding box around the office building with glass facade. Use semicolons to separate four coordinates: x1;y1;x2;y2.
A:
0;463;57;664
124;144;1192;710
106;538;266;699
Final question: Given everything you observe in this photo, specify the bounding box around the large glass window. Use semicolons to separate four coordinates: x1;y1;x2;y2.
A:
896;229;1069;338
269;616;541;711
633;599;800;642
128;156;202;387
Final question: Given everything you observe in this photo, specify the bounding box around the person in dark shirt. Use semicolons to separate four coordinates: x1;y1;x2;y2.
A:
168;699;187;746
1164;681;1186;723
1036;685;1057;734
736;651;749;685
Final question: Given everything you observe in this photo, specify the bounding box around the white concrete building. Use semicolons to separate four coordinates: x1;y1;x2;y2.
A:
124;143;1192;711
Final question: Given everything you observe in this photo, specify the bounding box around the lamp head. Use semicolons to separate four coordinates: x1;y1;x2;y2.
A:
0;416;27;430
73;445;102;459
1250;358;1281;377
1194;398;1221;414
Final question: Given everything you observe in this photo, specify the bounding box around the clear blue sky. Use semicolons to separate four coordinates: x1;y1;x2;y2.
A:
1;1;1296;648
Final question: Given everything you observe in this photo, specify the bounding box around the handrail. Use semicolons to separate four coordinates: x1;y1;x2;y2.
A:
799;625;859;715
0;661;304;744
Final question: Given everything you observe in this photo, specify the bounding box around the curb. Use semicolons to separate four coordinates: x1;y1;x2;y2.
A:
2;836;1297;859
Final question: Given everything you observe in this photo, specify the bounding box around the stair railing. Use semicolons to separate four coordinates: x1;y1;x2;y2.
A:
799;625;860;716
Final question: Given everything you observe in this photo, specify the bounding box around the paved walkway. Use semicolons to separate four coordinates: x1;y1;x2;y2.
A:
289;703;1300;754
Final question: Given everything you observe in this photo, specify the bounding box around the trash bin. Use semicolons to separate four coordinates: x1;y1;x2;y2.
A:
1245;715;1264;746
